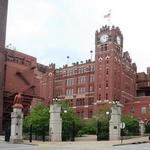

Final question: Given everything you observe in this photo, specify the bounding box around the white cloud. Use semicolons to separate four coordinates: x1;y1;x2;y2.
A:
6;0;150;72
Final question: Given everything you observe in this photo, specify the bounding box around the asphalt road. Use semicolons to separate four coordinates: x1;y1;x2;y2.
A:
0;143;150;150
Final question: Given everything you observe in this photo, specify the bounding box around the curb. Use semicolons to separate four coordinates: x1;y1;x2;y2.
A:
23;144;38;146
113;140;150;146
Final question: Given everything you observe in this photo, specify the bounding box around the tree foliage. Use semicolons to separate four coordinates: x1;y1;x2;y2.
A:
82;106;110;140
95;106;110;140
145;121;150;133
23;102;49;133
60;100;84;140
83;118;97;134
121;115;139;135
23;100;84;139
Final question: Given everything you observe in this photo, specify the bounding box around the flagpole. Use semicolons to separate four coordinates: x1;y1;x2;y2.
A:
103;10;112;27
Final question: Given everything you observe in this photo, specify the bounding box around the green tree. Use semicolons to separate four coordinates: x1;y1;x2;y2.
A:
95;106;110;140
23;100;83;140
82;106;110;140
121;115;139;136
145;121;150;133
23;102;49;133
83;118;97;134
60;100;84;140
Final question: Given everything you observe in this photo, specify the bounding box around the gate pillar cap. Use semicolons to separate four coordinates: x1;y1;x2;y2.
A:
13;103;23;109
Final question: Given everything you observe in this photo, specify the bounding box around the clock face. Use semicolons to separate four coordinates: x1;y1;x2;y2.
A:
100;34;109;43
117;36;121;45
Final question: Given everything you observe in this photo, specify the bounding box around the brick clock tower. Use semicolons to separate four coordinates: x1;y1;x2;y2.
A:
0;0;8;133
94;25;136;110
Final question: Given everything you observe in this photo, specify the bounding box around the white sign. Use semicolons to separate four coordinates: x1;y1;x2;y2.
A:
120;122;125;129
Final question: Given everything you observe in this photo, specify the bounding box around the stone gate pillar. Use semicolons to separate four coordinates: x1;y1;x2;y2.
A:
10;104;23;143
49;101;62;142
109;101;121;140
139;120;145;136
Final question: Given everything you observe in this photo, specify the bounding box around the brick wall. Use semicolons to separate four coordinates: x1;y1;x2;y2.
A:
124;96;150;121
0;50;4;133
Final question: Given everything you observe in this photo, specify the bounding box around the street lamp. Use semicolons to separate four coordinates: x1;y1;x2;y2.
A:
52;97;60;104
64;110;67;113
106;111;110;122
106;111;109;115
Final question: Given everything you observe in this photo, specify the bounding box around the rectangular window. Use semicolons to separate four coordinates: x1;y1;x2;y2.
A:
89;86;94;92
106;81;109;87
78;67;85;74
76;99;85;106
67;70;73;76
105;44;107;51
106;68;109;75
78;76;86;84
141;107;146;114
106;93;108;100
99;94;101;100
89;65;94;72
106;83;108;87
88;98;94;105
90;75;94;82
101;45;104;51
66;89;74;96
77;87;86;94
66;78;74;86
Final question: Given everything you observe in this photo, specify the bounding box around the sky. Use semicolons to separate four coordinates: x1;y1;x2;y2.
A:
6;0;150;72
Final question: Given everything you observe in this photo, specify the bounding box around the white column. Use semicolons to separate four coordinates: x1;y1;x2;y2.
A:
109;102;121;140
139;120;145;136
10;107;23;143
49;103;62;142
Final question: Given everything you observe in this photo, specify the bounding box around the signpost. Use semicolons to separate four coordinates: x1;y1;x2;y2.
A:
120;122;125;144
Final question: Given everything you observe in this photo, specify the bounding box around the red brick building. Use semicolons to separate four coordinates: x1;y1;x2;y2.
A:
40;61;95;119
124;69;150;122
0;50;5;133
1;0;150;133
94;26;136;107
0;49;45;132
40;25;137;119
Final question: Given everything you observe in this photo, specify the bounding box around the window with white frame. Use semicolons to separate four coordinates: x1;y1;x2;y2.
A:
89;75;94;82
77;87;86;94
67;69;73;76
89;65;94;72
89;85;94;92
66;89;74;96
78;76;86;84
141;107;146;114
66;78;74;86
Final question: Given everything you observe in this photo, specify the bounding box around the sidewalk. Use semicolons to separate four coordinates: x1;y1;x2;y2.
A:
0;136;5;143
23;136;150;148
